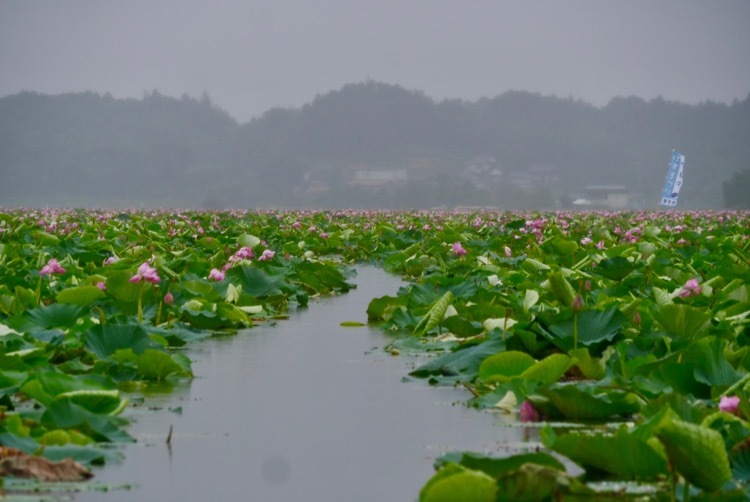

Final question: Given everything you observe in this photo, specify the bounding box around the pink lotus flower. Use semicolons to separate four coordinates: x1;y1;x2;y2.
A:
580;237;593;245
503;246;512;258
719;395;740;415
208;268;225;281
679;278;702;298
40;258;66;276
519;400;541;422
258;249;276;261
129;262;160;284
164;291;174;305
452;242;467;256
230;247;254;262
96;281;107;291
103;256;118;266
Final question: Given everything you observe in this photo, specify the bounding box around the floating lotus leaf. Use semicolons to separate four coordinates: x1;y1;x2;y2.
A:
478;350;535;383
435;451;565;478
420;463;497;502
541;425;668;479
530;381;643;420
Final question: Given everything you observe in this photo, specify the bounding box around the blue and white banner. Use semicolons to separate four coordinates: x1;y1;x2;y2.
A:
660;150;685;207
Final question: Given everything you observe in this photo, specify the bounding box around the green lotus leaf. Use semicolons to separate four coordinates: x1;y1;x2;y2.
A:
541;425;668;479
57;389;126;415
420;463;498;502
653;304;712;339
522;258;550;273
523;289;540;312
56;285;106;306
136;349;191;381
413;291;454;336
478;350;535;383
291;260;352;293
539;307;627;353
683;337;742;388
22;304;88;330
14;286;37;309
225;265;285;297
520;353;575;384
532;381;643;420
650;408;732;491
441;316;484;338
85;324;163;358
544;237;579;259
411;338;505;379
366;295;407;322
104;269;152;303
568;348;607;380
595;256;636;281
237;233;261;249
435;451;565;478
548;270;577;307
19;371;119;408
495;462;588;501
33;230;59;245
182;278;223;302
41;397;133;443
731;447;750;483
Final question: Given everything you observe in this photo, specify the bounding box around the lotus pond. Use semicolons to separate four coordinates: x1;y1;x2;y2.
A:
0;208;749;500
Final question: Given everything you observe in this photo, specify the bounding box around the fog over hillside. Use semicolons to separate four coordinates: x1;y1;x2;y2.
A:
1;82;749;209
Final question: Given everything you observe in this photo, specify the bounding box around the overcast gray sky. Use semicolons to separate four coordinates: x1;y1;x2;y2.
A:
2;1;749;121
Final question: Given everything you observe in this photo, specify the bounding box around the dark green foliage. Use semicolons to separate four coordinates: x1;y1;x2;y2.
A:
723;169;750;208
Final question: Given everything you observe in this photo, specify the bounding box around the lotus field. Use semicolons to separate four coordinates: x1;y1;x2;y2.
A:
0;208;749;499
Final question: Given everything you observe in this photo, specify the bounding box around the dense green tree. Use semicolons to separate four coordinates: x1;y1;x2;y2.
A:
723;169;750;208
1;85;748;209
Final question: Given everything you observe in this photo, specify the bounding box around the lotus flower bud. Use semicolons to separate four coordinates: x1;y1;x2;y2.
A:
571;294;584;313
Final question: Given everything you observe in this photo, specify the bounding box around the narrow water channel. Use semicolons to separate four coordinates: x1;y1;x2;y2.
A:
79;266;525;501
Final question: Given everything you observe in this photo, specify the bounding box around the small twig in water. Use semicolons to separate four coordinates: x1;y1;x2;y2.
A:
166;425;173;446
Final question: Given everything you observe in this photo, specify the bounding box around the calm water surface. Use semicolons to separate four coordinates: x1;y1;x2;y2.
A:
79;266;525;501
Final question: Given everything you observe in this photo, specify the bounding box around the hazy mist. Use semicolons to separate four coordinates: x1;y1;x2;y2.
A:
2;1;749;121
1;1;749;211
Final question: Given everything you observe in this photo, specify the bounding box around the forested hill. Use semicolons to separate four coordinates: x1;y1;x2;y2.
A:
1;82;749;209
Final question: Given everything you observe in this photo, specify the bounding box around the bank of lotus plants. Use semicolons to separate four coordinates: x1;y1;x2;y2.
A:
1;208;749;499
0;208;354;480
365;209;750;500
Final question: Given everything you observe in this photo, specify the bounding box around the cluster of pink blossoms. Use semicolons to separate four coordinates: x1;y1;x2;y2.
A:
679;278;702;298
451;242;467;256
129;262;160;284
39;258;66;276
207;247;276;281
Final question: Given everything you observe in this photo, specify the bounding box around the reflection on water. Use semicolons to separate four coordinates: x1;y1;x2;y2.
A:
77;266;525;501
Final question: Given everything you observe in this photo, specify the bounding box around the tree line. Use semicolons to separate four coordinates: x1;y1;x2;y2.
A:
1;82;748;209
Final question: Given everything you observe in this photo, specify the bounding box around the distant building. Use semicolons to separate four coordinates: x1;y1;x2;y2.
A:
506;164;559;191
464;156;503;188
573;185;633;209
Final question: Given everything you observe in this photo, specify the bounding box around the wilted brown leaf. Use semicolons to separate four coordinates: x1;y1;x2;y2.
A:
0;447;92;481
